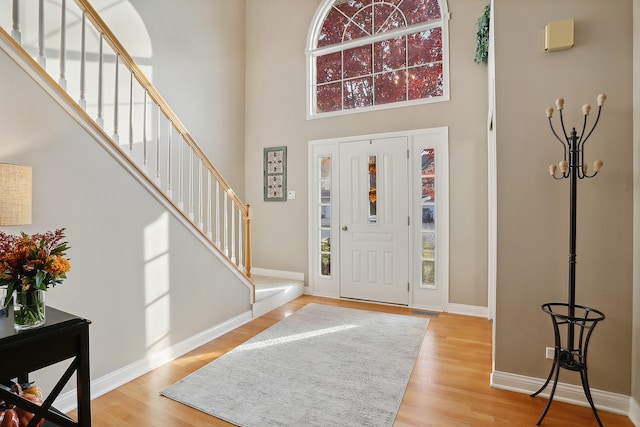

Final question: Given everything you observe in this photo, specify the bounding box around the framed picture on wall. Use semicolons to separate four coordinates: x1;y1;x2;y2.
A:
264;146;287;201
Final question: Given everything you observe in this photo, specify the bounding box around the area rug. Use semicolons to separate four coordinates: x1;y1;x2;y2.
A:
161;303;429;427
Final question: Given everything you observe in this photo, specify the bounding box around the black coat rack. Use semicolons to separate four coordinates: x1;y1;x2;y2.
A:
530;94;607;426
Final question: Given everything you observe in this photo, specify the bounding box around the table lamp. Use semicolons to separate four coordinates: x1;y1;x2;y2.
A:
0;163;32;226
0;162;32;315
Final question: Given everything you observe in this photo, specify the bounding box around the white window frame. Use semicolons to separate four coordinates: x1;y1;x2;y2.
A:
410;128;449;312
308;141;341;298
305;0;451;120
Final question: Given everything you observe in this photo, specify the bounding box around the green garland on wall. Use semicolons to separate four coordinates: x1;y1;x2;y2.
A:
474;4;491;64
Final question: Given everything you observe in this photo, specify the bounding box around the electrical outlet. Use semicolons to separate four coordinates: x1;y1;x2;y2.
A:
545;347;555;359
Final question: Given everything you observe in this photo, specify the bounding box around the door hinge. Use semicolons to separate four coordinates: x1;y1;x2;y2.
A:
407;282;410;292
408;216;410;226
407;149;410;159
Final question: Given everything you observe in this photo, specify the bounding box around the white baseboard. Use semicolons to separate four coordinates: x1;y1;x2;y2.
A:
306;294;489;319
491;370;630;416
308;291;340;299
447;302;489;318
630;397;640;426
54;310;253;413
252;267;305;282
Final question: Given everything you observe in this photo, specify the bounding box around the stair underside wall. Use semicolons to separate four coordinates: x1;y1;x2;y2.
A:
0;46;251;396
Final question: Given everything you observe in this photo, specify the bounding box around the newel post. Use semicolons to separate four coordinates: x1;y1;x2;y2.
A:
244;204;252;278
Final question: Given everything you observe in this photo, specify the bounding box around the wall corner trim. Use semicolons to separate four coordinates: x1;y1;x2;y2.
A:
491;370;631;418
630;397;640;426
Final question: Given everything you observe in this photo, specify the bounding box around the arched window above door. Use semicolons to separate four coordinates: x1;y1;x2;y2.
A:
307;0;450;118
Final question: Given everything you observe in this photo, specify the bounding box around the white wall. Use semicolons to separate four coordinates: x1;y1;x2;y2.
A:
106;0;247;198
0;5;250;396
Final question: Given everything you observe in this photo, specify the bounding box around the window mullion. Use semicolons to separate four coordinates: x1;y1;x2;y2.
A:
376;5;406;35
371;43;376;106
405;34;409;101
340;50;345;111
311;20;441;57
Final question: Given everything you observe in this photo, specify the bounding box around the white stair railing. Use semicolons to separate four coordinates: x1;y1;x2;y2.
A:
0;0;253;282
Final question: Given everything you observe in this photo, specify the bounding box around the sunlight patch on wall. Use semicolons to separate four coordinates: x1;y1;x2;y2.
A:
91;0;153;58
0;0;154;156
144;211;171;353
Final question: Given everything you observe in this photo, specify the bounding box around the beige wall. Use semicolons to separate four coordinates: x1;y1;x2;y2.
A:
634;0;640;410
494;0;633;394
245;0;489;307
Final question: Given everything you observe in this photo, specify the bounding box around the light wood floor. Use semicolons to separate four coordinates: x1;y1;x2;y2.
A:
76;295;634;426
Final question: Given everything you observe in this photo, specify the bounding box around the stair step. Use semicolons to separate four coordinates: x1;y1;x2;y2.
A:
251;275;305;317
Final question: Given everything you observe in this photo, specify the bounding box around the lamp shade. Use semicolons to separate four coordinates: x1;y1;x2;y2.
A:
0;163;32;226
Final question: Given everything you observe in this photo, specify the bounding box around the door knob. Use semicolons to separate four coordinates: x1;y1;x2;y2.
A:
342;226;348;231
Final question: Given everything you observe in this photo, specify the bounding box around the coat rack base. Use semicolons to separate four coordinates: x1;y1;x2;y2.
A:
530;302;606;426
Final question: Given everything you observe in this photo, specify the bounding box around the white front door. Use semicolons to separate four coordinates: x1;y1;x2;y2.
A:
339;137;409;305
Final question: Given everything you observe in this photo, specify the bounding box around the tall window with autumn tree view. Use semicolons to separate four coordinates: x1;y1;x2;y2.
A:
307;0;449;117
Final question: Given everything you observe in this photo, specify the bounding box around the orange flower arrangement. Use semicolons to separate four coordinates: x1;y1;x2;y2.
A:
0;228;71;310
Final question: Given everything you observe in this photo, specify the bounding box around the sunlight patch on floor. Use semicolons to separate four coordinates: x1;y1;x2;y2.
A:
236;324;358;352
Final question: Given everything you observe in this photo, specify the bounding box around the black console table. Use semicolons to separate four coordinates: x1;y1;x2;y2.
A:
0;306;91;426
530;303;605;426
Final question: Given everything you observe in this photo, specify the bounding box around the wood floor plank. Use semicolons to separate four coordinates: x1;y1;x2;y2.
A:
74;295;634;426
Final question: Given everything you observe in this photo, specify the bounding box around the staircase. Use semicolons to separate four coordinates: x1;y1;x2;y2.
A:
0;1;261;300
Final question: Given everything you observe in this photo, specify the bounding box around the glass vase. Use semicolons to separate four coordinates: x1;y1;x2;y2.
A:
14;290;46;330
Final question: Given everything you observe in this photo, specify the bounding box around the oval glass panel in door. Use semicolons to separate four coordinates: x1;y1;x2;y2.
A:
368;155;377;223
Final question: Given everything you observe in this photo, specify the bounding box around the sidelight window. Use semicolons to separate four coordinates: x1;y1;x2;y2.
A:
420;148;436;286
319;157;332;276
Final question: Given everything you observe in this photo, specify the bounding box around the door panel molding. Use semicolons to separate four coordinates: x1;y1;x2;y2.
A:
339;137;409;305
